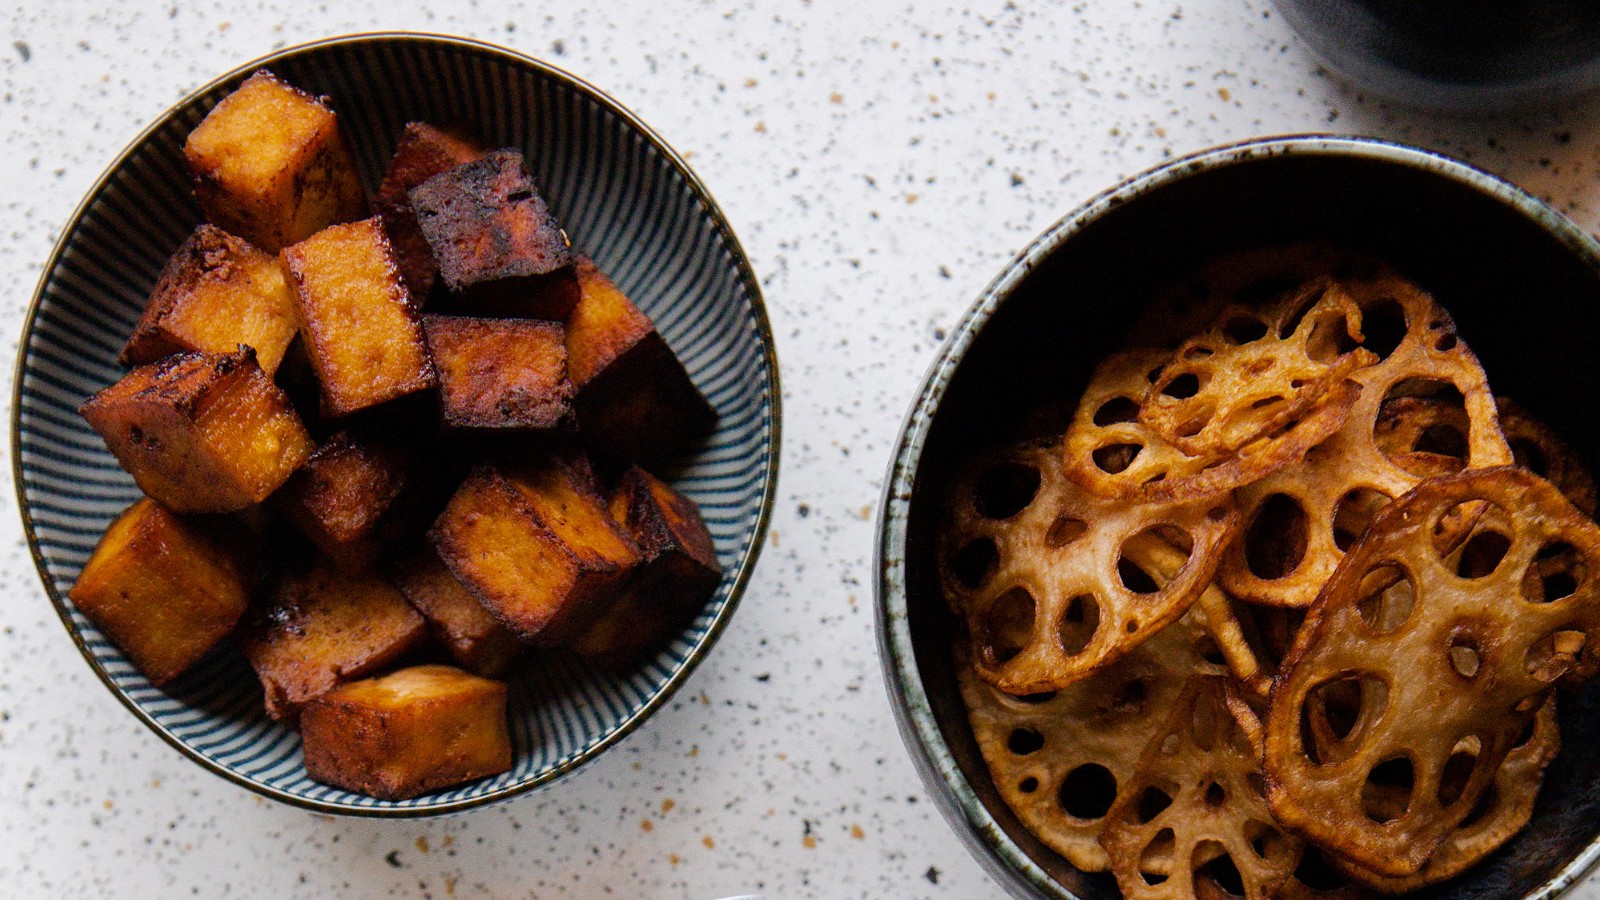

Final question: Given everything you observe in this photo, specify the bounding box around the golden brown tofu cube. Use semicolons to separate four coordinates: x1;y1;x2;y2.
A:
410;149;577;319
275;429;415;571
391;547;521;677
282;218;437;417
300;665;511;800
241;563;429;722
184;69;366;252
120;225;299;375
563;257;656;389
572;467;721;669
562;259;715;463
69;498;256;686
422;315;574;430
375;123;488;302
80;348;315;513
430;455;641;647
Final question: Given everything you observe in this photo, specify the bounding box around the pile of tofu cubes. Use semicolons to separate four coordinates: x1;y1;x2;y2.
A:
69;70;722;800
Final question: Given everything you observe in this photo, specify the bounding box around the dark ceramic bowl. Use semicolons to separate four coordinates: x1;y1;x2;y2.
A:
1271;0;1600;113
877;135;1600;897
13;33;779;816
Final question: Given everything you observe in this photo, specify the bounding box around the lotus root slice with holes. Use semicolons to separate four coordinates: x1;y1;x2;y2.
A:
1128;243;1389;349
1264;467;1600;877
939;435;1240;694
1060;520;1272;700
1064;349;1357;504
1100;676;1301;900
1371;396;1475;480
1219;273;1511;608
1335;696;1560;894
1187;592;1283;702
1497;397;1598;518
955;606;1232;872
1124;536;1273;701
1140;279;1378;458
1263;847;1381;900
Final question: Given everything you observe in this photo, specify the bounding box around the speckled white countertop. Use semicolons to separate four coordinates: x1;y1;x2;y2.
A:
5;1;1600;897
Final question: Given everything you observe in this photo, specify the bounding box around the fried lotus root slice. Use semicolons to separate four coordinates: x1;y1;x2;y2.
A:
1266;847;1380;900
1188;590;1280;702
1141;280;1378;457
940;436;1239;694
956;606;1230;873
1100;676;1301;900
1205;599;1310;702
1371;396;1474;479
1063;349;1356;503
1336;697;1560;894
1264;467;1600;878
1498;397;1598;518
1129;243;1386;349
1219;273;1512;608
1128;536;1273;701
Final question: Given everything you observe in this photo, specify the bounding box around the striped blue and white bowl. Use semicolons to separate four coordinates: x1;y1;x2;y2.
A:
12;33;779;816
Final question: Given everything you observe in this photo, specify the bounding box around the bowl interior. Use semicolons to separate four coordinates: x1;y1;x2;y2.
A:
898;142;1600;897
13;34;776;814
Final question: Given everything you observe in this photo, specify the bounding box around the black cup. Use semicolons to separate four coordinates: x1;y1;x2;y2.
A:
1272;0;1600;113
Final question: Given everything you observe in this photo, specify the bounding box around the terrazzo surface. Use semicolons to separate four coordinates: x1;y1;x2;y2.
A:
6;1;1600;897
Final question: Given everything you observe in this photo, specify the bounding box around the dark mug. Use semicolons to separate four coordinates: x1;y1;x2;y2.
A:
1271;0;1600;113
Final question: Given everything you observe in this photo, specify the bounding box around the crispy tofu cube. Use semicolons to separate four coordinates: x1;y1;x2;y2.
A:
563;257;656;389
120;225;299;375
422;315;574;430
241;563;429;722
430;455;641;647
282;218;437;417
375;123;488;301
300;665;511;800
391;547;521;677
409;149;577;319
275;429;415;571
69;498;256;685
184;70;366;252
572;467;721;668
80;348;315;513
562;259;716;463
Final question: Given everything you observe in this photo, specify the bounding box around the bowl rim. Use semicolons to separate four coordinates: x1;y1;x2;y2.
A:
875;133;1600;898
10;30;782;818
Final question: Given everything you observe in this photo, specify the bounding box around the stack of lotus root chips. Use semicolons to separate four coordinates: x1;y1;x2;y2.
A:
938;245;1600;897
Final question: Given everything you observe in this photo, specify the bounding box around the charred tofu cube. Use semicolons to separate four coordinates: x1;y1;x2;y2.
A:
282;218;437;417
80;348;315;513
69;498;256;686
422;315;574;430
275;429;415;571
183;69;366;252
409;149;577;319
431;455;641;647
120;225;299;375
563;259;716;463
391;547;521;677
300;665;511;800
375;122;488;301
241;563;429;722
572;467;721;668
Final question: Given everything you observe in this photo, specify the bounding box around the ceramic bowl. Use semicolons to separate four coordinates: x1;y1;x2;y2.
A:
1270;0;1600;113
12;32;779;816
877;134;1600;897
